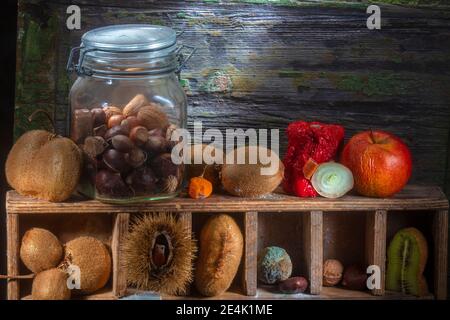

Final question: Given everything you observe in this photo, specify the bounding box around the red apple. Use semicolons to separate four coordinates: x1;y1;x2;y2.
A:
340;130;412;197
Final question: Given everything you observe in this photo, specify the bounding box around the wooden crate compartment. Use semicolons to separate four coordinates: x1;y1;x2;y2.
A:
323;211;376;296
5;185;448;300
6;212;128;300
189;212;248;297
257;212;317;295
387;210;447;300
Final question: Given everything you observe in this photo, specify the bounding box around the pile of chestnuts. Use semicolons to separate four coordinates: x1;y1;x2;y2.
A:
71;94;182;199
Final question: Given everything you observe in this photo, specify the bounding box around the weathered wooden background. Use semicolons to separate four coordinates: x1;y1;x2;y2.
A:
15;0;450;192
13;0;450;294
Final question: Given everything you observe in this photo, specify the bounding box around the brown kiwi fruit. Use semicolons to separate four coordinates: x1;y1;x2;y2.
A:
186;144;223;188
221;146;284;197
32;268;71;300
5;130;82;202
20;228;63;273
60;236;111;295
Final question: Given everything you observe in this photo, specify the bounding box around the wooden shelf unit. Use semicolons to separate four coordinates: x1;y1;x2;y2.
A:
5;185;449;300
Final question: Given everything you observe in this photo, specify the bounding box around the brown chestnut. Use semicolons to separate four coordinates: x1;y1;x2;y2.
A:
83;136;108;158
121;116;141;132
144;135;167;154
103;149;131;173
129;126;149;147
91;108;106;127
95;170;133;198
125;148;147;168
111;134;134;153
342;265;368;291
125;167;157;195
151;153;180;180
104;125;129;140
108;114;125;128
279;277;309;294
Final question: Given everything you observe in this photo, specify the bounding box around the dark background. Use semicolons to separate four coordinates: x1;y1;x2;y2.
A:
0;0;17;300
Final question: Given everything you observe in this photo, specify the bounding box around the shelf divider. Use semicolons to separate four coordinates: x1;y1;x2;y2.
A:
112;213;129;298
365;210;387;296
433;209;448;300
6;213;20;300
243;211;258;296
303;211;323;295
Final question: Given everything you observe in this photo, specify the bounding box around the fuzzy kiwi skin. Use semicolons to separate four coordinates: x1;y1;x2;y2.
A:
221;146;284;197
20;228;63;273
386;227;428;296
61;236;111;295
5;130;82;202
6;130;52;194
195;214;243;297
32;268;71;300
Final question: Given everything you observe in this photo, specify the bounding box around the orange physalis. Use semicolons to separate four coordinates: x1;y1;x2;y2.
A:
188;176;213;199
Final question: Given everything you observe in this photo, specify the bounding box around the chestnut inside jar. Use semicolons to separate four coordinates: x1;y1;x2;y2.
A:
68;25;190;203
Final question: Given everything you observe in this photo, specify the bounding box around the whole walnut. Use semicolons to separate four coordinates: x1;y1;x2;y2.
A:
323;259;344;286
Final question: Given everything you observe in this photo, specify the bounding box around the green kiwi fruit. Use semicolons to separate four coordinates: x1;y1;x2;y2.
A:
32;268;71;300
60;236;111;295
20;228;63;273
221;146;284;197
386;227;428;296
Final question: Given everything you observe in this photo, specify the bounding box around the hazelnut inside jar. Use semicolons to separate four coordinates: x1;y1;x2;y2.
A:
67;25;191;203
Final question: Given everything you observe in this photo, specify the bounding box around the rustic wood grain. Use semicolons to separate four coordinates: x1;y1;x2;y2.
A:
242;211;257;296
365;210;387;296
112;213;129;298
433;209;448;300
13;0;450;191
6;214;19;300
6;186;448;215
161;285;434;300
303;211;323;295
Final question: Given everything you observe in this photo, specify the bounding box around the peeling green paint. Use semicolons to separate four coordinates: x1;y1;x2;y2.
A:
199;65;266;96
15;9;58;139
201;69;233;93
278;69;414;96
333;73;409;96
180;78;193;96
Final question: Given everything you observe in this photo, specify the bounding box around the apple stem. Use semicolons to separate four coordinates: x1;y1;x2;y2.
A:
369;129;376;144
28;109;56;133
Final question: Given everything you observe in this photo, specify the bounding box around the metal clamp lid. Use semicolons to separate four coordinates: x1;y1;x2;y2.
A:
66;24;196;77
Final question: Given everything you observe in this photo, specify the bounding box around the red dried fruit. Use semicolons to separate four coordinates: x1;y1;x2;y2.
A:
283;121;344;197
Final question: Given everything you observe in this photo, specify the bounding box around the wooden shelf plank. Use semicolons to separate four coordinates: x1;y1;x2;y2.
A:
6;185;448;215
160;287;434;300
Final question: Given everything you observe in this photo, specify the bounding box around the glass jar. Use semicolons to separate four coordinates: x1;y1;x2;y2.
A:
67;25;193;204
